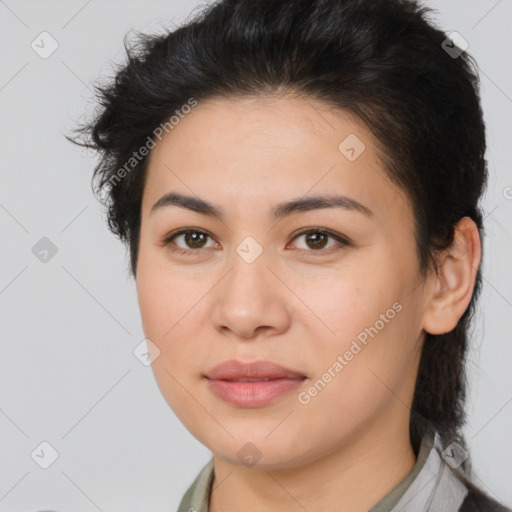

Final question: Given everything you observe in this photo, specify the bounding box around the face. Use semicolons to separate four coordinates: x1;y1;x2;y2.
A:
136;95;432;469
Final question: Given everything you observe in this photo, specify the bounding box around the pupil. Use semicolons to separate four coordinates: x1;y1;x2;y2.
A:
306;232;327;249
186;232;205;248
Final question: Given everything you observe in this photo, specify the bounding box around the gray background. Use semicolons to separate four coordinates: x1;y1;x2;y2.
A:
1;0;511;510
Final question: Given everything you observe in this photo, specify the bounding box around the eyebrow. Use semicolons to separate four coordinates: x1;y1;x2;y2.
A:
150;192;373;220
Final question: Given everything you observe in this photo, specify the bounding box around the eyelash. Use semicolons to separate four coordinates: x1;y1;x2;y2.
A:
161;227;350;256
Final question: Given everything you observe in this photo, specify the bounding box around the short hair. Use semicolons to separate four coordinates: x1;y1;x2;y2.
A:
70;0;487;477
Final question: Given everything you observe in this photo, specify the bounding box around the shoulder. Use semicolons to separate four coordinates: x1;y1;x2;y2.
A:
458;481;512;512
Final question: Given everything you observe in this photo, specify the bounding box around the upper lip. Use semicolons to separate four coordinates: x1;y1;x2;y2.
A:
204;359;306;380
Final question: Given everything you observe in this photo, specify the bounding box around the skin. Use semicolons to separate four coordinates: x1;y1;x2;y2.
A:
135;94;481;512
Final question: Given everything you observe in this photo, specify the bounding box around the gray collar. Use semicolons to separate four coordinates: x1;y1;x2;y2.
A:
386;428;468;512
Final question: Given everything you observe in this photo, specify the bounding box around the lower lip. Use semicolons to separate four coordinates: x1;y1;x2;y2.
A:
206;377;305;407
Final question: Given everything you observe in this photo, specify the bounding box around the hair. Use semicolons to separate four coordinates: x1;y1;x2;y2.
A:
70;0;488;483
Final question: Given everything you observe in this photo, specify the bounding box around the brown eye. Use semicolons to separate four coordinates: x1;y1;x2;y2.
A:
163;229;217;253
303;232;329;250
290;228;349;255
180;231;208;249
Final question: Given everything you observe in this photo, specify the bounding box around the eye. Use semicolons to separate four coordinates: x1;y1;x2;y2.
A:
162;228;218;255
288;228;350;255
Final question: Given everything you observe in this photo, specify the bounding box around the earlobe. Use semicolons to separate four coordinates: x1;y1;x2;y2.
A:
422;217;482;335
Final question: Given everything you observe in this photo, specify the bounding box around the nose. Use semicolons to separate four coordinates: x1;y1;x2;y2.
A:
211;246;291;340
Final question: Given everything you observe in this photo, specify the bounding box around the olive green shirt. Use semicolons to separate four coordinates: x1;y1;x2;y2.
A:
177;426;469;512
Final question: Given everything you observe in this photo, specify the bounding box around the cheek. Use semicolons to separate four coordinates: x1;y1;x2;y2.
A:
136;250;198;357
293;256;421;401
294;257;404;343
136;259;207;420
136;264;173;343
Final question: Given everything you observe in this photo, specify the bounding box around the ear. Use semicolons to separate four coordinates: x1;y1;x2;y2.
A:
422;217;482;335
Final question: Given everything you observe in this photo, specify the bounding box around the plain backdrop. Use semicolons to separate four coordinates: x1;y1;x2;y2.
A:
1;0;511;510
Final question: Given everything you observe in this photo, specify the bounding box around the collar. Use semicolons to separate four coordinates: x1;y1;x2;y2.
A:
177;426;469;512
383;427;468;512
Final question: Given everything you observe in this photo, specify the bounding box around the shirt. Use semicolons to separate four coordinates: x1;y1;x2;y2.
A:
177;425;475;512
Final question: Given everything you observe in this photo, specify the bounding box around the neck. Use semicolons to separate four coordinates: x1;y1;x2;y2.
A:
208;417;417;512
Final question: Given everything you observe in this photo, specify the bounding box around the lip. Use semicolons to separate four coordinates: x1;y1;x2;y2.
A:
205;359;306;380
204;359;306;408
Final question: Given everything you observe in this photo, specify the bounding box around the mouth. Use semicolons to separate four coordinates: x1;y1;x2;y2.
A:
204;359;306;407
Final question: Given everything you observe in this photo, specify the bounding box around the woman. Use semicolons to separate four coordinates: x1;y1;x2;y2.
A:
71;0;511;510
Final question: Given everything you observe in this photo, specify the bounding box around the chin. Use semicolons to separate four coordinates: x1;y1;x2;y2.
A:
199;430;312;469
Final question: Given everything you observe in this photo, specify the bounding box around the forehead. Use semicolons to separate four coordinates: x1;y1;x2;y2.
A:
142;94;411;224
